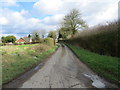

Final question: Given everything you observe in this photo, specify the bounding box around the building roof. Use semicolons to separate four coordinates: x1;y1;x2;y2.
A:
22;37;31;42
16;38;26;43
16;36;32;43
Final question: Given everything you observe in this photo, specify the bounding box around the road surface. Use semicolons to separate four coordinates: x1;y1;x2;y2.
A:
3;44;117;88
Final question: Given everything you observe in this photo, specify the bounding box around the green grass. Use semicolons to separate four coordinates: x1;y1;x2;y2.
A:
67;44;120;84
1;44;58;84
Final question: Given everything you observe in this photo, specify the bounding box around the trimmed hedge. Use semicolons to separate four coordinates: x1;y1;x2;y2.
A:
67;22;119;57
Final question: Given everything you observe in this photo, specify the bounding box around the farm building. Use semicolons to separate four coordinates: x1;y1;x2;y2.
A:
16;37;32;44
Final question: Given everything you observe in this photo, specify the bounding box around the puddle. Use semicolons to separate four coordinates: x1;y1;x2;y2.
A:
70;83;80;88
34;63;44;70
3;62;45;88
11;53;17;56
18;63;44;80
33;56;38;59
83;74;105;88
61;44;66;57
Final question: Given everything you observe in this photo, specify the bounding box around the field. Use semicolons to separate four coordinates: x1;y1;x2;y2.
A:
67;44;120;84
1;44;58;84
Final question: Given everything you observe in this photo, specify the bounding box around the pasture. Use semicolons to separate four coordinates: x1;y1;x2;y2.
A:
1;44;58;84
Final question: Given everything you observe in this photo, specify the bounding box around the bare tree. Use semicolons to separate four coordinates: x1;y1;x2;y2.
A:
40;29;46;38
32;30;40;43
61;9;88;38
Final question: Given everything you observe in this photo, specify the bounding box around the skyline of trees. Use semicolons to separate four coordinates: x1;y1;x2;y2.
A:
1;36;16;43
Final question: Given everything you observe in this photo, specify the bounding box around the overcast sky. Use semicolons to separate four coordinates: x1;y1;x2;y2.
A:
0;0;119;39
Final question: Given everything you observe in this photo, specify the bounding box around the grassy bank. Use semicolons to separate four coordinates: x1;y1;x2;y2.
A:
1;44;58;84
67;44;119;85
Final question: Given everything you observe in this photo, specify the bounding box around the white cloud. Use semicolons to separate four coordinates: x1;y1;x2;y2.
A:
33;0;63;14
0;8;60;38
82;1;118;27
20;9;29;16
95;2;118;22
0;8;41;34
0;17;9;25
0;0;18;7
33;0;119;27
33;0;91;15
41;14;64;25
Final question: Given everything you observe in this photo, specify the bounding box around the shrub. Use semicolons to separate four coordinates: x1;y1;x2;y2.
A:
14;42;18;45
67;21;119;57
39;38;45;43
0;43;5;46
44;38;54;46
30;44;50;53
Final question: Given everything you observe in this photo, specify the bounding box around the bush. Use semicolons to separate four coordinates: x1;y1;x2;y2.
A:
30;44;50;53
44;38;54;46
68;21;119;57
14;42;18;45
39;38;45;43
0;43;5;46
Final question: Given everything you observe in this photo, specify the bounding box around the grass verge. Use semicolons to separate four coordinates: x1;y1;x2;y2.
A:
1;44;58;84
66;44;119;85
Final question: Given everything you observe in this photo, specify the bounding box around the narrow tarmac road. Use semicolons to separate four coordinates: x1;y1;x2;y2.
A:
3;44;117;88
